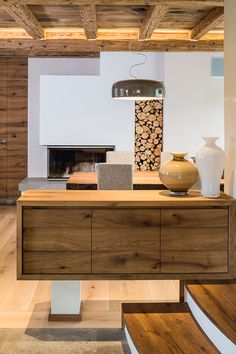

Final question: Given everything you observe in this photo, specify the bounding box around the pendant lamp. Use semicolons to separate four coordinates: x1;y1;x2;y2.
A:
112;45;165;100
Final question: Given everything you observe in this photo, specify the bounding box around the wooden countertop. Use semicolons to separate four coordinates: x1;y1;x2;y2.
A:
66;171;165;190
67;171;162;185
18;190;233;207
66;171;224;192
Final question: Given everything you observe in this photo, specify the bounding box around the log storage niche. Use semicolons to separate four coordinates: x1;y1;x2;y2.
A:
135;100;163;171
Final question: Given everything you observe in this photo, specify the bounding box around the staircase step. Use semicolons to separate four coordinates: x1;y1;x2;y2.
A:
186;281;236;345
122;302;218;354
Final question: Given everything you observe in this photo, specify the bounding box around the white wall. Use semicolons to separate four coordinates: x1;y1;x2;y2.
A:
163;52;224;156
39;53;164;147
28;52;223;178
28;58;100;177
29;53;164;177
40;74;134;147
224;0;236;197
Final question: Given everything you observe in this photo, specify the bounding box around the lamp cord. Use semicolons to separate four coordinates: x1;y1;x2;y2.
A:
129;41;148;80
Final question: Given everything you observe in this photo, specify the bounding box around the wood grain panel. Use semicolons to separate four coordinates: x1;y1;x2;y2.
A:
23;208;91;228
162;250;228;273
23;251;91;274
23;228;91;252
18;190;232;207
92;209;160;273
162;228;228;251
0;59;7;198
0;4;220;31
161;208;228;228
5;58;28;199
122;303;218;354
186;282;236;345
7;59;28;79
93;209;160;228
22;207;92;274
161;209;229;274
7;179;25;198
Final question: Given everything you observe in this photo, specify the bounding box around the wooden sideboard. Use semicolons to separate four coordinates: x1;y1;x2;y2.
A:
17;190;236;280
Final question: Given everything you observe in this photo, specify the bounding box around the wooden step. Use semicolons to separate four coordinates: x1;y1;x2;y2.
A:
122;302;218;354
186;281;236;345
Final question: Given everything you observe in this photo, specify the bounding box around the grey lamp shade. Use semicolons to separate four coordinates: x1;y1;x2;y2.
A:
112;79;165;100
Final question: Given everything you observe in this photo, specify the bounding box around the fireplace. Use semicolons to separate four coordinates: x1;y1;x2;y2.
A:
48;146;115;179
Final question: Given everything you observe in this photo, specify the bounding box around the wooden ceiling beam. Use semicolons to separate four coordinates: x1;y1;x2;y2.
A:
2;3;44;39
0;1;224;7
190;7;224;40
0;28;224;41
139;5;170;40
78;4;97;39
0;39;223;56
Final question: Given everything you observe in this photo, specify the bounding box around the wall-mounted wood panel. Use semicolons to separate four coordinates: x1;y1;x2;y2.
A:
0;57;28;201
0;59;7;199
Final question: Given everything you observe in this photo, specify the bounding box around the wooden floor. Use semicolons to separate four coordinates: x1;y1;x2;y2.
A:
0;206;179;329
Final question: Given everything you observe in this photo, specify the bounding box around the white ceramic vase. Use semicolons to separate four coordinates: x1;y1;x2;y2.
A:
196;137;225;198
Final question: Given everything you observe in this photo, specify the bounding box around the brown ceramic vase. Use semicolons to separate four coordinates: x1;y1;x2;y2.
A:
159;152;198;196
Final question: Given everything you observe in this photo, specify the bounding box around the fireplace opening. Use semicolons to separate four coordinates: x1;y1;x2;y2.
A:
48;146;115;179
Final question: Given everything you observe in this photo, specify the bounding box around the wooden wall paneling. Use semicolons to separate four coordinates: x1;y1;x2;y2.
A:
230;201;236;278
161;208;229;274
6;58;28;199
0;59;7;199
92;209;161;274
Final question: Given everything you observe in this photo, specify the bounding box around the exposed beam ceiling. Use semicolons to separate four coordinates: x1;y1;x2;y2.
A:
0;1;224;6
2;3;44;39
0;0;224;55
78;4;97;39
139;5;170;40
0;39;223;56
0;28;223;41
190;7;224;40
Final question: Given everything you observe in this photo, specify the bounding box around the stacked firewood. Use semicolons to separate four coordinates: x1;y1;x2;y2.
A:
135;100;163;171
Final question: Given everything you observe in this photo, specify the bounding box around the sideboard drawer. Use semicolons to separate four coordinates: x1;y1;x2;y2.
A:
92;209;160;273
23;208;91;228
23;251;91;274
22;208;92;274
161;209;229;274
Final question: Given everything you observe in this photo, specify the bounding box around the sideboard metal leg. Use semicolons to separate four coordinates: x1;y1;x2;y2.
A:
49;281;82;321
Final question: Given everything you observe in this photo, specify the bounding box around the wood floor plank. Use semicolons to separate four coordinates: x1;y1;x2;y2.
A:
147;280;179;302
28;281;51;312
81;280;110;312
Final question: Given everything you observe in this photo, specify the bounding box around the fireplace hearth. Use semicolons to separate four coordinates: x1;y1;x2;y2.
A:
48;146;114;179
